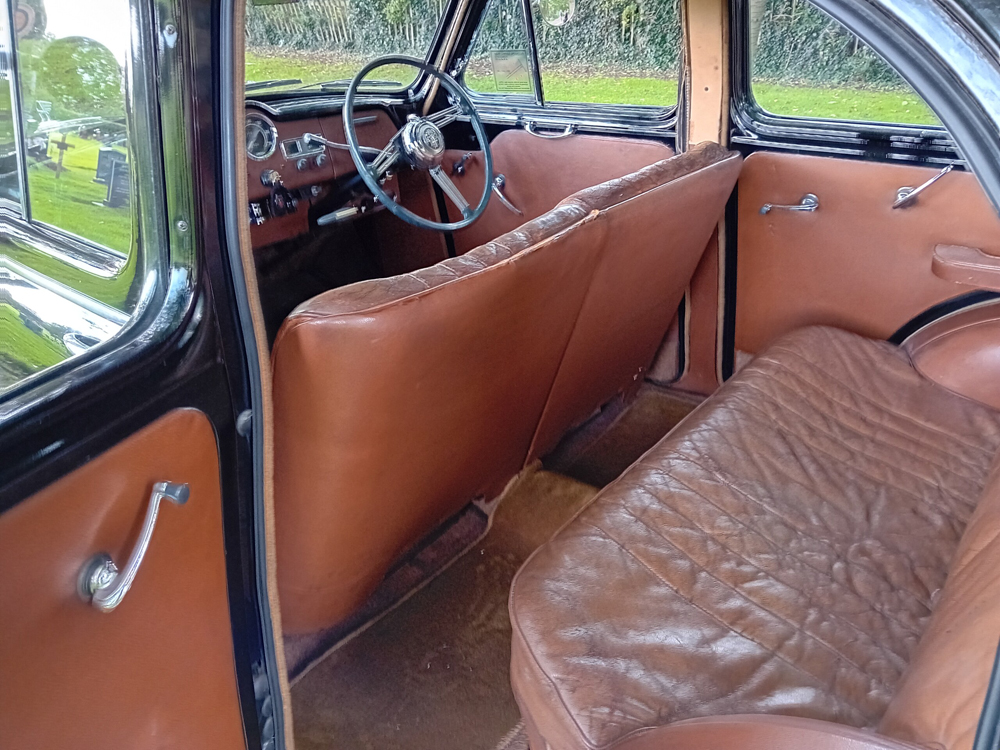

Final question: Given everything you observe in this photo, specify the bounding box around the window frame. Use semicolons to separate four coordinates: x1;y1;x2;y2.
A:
0;0;197;421
729;0;959;165
451;0;680;137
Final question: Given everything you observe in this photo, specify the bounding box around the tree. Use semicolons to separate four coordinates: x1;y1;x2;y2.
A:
38;37;124;121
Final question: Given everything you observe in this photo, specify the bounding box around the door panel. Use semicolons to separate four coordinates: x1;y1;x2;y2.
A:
444;129;674;253
0;408;245;749
736;151;1000;353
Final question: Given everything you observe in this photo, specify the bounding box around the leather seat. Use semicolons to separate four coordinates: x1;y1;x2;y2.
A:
272;143;741;633
510;325;1000;750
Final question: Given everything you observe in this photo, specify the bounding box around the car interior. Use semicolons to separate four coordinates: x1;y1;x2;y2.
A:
236;1;1000;749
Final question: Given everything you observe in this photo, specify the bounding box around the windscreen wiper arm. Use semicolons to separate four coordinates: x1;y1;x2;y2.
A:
294;79;403;92
245;78;303;92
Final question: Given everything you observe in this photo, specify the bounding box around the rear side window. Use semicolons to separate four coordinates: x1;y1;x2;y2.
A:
749;0;937;126
465;0;681;109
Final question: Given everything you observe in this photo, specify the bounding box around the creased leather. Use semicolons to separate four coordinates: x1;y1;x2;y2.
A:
510;326;1000;750
609;715;928;750
879;454;1000;750
272;145;739;633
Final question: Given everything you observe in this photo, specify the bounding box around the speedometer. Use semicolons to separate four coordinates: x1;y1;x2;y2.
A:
246;111;277;161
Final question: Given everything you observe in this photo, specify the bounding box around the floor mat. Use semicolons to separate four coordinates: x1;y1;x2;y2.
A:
284;503;490;679
290;469;598;750
544;382;702;487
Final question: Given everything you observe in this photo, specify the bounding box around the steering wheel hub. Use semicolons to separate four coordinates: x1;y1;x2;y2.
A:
400;118;446;169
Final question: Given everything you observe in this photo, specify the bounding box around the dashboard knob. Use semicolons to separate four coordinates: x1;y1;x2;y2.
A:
260;169;281;186
296;158;309;172
314;153;327;169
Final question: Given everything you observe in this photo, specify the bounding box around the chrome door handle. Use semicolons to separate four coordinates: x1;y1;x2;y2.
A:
492;175;523;215
760;193;819;215
893;164;954;209
79;481;189;612
524;121;576;139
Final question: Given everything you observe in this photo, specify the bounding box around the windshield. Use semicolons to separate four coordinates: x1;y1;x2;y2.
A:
245;0;447;92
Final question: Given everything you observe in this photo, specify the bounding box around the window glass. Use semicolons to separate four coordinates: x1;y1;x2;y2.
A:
0;6;20;204
749;0;938;126
245;0;447;92
15;0;133;253
1;0;149;395
466;0;680;108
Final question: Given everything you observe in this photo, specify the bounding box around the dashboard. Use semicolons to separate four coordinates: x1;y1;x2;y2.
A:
244;103;402;248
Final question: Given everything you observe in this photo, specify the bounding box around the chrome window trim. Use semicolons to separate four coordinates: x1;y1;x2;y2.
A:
2;0;27;216
0;0;196;424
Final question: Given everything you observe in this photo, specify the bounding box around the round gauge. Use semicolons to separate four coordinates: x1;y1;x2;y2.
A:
245;111;277;161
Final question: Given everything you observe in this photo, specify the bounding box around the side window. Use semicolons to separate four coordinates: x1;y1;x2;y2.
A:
465;0;681;109
0;0;156;394
749;0;937;126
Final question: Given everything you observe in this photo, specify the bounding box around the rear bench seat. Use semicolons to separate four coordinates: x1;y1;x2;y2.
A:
510;325;1000;750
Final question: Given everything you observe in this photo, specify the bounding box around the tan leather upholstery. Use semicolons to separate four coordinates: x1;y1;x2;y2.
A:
0;409;244;749
879;454;1000;750
273;205;601;633
736;152;1000;353
272;144;740;633
598;716;926;750
903;299;1000;411
510;326;1000;750
528;145;742;458
445;130;675;253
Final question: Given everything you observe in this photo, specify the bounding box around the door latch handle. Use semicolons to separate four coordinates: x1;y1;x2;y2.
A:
492;175;523;215
79;481;189;612
760;193;819;215
893;164;953;209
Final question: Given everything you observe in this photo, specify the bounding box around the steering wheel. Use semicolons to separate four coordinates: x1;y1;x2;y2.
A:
343;55;494;232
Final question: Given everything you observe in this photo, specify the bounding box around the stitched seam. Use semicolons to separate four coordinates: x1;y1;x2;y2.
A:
725;386;974;526
760;345;998;456
638;458;928;641
759;357;993;476
581;521;875;727
616;500;900;691
731;381;980;514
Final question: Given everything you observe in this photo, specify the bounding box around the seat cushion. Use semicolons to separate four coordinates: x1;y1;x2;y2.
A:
510;326;1000;750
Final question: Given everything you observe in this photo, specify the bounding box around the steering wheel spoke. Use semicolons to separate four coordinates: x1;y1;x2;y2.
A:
370;141;401;178
342;55;493;231
430;166;473;219
425;103;462;129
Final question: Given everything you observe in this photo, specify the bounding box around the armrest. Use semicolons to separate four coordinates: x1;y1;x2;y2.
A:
610;716;926;750
932;244;1000;290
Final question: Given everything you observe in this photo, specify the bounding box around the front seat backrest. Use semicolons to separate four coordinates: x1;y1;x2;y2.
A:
272;204;604;633
529;142;743;458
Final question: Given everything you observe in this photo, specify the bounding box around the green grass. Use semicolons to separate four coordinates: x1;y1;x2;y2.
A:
249;50;939;125
0;302;69;390
753;82;937;126
8;131;138;311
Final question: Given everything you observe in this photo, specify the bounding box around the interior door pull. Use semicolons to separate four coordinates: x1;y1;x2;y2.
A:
760;193;819;215
79;481;189;612
893;164;954;209
492;175;523;215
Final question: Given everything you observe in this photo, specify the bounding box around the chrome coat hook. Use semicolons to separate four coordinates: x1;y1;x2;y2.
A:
893;164;954;209
79;481;189;612
760;193;819;215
